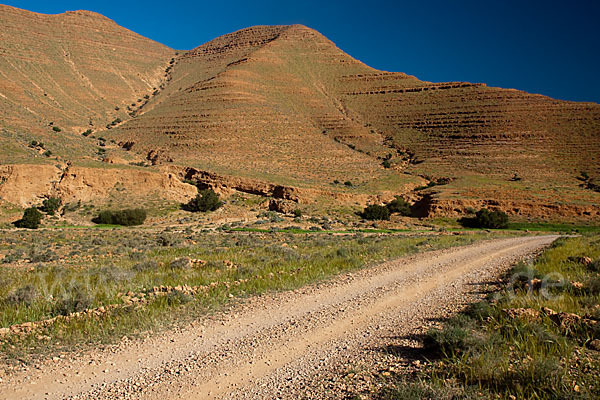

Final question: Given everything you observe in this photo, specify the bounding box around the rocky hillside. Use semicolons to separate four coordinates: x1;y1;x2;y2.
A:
107;24;600;219
0;6;598;220
0;5;173;163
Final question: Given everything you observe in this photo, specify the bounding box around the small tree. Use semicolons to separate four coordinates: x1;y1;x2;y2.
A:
360;204;390;221
459;208;509;229
41;197;61;215
184;189;223;212
93;209;147;226
14;207;43;229
386;196;412;216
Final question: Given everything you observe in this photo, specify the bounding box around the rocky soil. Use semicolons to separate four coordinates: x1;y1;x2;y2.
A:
0;235;557;399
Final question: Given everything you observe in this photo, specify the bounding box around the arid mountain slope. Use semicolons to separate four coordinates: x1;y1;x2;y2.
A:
0;5;173;163
109;25;409;190
107;24;600;218
0;8;598;219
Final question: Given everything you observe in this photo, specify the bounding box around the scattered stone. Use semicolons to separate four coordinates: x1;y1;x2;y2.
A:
571;281;584;290
587;339;600;351
503;308;541;322
524;278;543;290
550;312;581;329
567;256;592;266
541;307;557;316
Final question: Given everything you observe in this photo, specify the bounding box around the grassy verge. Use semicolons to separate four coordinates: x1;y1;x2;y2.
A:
375;235;600;399
0;229;511;367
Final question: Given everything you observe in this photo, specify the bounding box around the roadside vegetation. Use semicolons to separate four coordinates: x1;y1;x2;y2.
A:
0;228;508;367
374;235;600;399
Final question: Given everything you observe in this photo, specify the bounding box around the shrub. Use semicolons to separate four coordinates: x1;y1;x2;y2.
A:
43;150;52;157
386;196;412;216
459;208;509;229
28;246;57;263
344;181;353;187
166;291;193;305
423;315;480;356
6;285;39;306
382;159;391;168
170;257;192;270
55;284;92;315
360;204;390;220
157;233;181;247
293;209;302;218
41;197;61;215
82;129;92;137
92;209;147;226
133;260;158;272
183;189;222;212
14;207;43;229
52;126;61;132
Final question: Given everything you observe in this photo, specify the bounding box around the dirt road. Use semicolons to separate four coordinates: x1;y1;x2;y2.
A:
0;235;558;400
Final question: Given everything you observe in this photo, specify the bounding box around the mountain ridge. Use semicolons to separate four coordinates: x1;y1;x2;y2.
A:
0;5;598;221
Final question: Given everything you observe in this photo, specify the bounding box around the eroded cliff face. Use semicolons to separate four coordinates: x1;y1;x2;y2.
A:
0;164;197;207
412;194;600;221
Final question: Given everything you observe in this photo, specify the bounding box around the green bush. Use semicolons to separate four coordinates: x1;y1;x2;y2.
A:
386;196;412;216
183;189;223;212
14;207;43;229
92;209;147;226
41;197;61;215
459;208;509;229
52;126;61;132
360;204;390;220
382;160;391;168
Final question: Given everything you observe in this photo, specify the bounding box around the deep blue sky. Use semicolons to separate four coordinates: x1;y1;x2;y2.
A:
4;0;600;102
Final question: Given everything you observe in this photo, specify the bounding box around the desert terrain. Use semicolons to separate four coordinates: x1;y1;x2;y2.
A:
0;5;599;400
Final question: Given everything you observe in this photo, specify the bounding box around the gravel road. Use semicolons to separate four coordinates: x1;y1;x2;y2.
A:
0;235;558;400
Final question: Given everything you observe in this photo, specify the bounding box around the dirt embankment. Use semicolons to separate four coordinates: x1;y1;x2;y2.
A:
0;164;197;207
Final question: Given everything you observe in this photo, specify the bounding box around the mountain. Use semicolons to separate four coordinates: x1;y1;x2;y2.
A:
0;6;598;221
0;5;172;162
